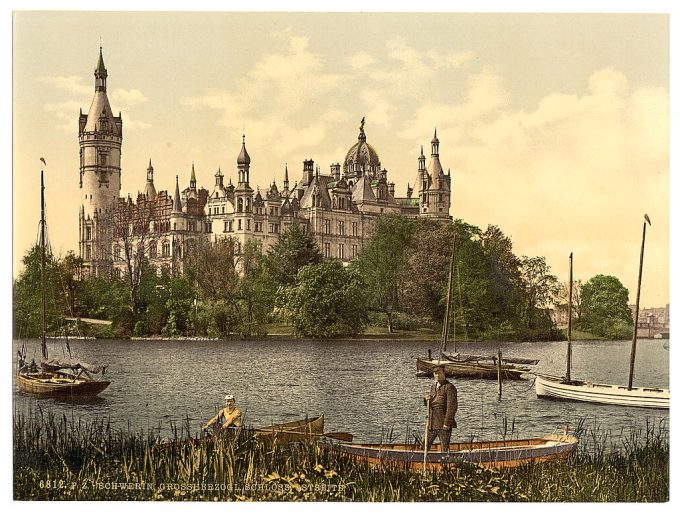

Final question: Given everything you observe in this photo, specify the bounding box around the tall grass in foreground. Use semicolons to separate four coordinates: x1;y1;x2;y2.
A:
14;411;668;502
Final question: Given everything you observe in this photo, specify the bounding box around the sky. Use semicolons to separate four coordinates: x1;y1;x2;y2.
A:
11;10;670;308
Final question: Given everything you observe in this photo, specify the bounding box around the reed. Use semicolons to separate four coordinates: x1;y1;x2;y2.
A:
14;411;668;502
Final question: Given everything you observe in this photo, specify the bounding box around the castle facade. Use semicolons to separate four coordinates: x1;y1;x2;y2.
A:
78;49;452;277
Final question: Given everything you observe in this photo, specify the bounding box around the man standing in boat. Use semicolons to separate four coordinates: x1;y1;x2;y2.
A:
424;366;457;451
202;394;242;431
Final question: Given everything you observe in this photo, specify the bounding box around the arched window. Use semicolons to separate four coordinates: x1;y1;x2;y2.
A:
237;198;243;212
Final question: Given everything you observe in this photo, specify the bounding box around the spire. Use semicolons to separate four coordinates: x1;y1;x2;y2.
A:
172;175;182;213
237;134;251;166
358;116;366;142
431;128;439;156
418;145;426;171
190;162;197;189
94;46;108;91
283;163;289;189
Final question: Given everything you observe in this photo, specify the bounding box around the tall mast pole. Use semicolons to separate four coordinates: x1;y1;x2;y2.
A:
39;165;48;361
628;215;649;390
440;234;456;356
566;252;573;382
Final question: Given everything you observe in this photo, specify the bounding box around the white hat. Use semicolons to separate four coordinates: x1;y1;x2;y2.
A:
225;394;234;401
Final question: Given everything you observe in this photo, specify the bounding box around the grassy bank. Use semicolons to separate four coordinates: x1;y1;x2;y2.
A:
14;412;668;501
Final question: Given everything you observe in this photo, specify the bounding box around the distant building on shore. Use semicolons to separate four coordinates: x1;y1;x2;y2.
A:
77;48;453;277
629;303;670;338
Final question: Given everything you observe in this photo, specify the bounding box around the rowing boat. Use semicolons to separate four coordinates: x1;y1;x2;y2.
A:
442;351;539;366
416;357;529;380
255;415;325;443
320;434;578;470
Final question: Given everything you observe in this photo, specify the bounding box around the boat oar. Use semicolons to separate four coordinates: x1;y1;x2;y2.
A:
424;395;430;469
255;429;354;442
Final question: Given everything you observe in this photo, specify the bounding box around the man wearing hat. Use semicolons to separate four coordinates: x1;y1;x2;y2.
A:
423;366;457;451
202;394;242;431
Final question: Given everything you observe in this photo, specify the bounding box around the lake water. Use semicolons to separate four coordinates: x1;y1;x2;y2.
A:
12;338;669;447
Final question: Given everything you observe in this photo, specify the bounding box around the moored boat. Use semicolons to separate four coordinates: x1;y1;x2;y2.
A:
442;351;539;366
535;234;669;410
16;162;110;399
417;357;529;380
535;374;669;409
320;433;578;470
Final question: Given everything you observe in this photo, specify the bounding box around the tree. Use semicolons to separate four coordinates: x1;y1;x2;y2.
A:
58;251;84;316
481;225;523;326
352;214;414;332
13;244;64;338
110;196;157;319
580;274;633;339
518;256;560;330
184;236;239;301
279;261;368;337
264;223;322;287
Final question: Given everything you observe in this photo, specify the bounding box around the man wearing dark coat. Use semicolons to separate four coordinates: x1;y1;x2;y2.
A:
424;366;458;451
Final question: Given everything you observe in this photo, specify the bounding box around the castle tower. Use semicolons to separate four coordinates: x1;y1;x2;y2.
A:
421;128;451;218
144;159;157;201
78;47;123;276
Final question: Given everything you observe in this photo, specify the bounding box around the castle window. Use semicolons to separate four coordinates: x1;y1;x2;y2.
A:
162;241;170;257
338;243;344;260
324;220;331;234
224;221;228;233
324;242;331;258
113;246;121;260
85;245;91;260
352;245;358;258
149;242;157;259
247;219;251;230
351;222;358;237
338;221;345;236
238;219;242;230
222;206;225;214
86;227;92;240
237;198;243;212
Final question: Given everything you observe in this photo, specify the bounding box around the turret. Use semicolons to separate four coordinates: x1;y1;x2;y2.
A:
142;160;157;201
237;134;251;185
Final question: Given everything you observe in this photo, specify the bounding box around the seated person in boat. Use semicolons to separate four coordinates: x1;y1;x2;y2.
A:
423;366;457;452
202;394;242;431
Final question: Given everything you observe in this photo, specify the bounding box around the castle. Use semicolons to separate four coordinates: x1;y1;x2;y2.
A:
78;49;452;277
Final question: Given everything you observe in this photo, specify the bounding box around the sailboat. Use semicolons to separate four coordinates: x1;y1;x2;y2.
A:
15;160;110;398
416;235;533;380
535;226;669;409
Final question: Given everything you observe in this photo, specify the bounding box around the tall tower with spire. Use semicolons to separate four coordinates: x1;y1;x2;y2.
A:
78;47;123;276
420;128;451;217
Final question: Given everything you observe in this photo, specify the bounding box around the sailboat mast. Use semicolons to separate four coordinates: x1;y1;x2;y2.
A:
566;252;573;382
628;217;649;391
39;168;48;361
440;235;456;355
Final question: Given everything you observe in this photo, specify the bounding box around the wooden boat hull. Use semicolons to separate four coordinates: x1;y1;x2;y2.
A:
535;375;669;409
255;415;325;443
417;358;528;380
321;434;578;470
16;371;110;398
442;351;539;366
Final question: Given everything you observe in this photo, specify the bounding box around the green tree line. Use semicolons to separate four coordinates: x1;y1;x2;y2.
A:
13;216;633;340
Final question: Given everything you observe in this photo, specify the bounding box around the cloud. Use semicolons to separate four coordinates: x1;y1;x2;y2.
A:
346;52;376;69
38;75;90;96
401;66;667;303
111;88;148;108
183;30;346;158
